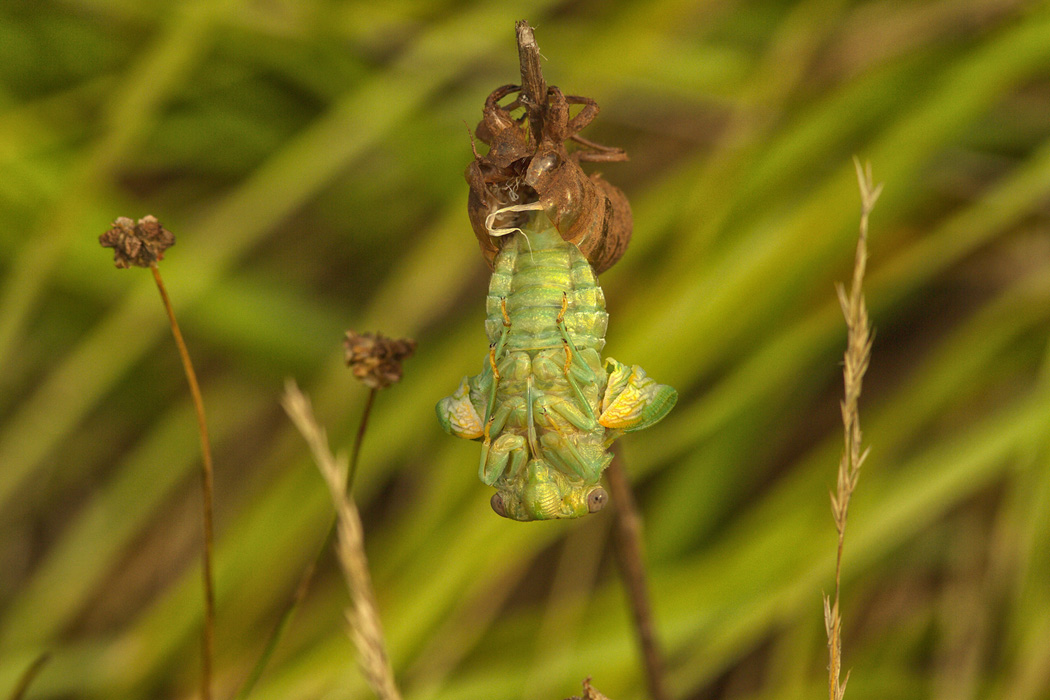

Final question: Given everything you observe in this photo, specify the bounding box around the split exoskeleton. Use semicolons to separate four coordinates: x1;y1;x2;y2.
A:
466;85;633;275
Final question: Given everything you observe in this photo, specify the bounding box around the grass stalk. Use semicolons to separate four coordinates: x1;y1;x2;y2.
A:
347;387;377;495
150;263;216;700
824;159;880;700
282;380;401;700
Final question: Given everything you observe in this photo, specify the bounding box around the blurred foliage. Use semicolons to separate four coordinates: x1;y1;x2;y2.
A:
2;1;1050;699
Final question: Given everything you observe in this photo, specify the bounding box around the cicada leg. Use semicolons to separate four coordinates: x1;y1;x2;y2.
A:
533;390;598;433
436;377;484;439
598;358;678;433
538;422;611;482
479;392;525;482
479;429;528;486
484;297;514;421
553;293;600;424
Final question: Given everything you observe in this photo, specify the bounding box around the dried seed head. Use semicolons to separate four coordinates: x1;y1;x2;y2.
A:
343;331;416;389
99;215;175;268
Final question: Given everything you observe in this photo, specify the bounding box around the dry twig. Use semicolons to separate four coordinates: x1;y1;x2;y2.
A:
824;159;880;700
606;451;670;700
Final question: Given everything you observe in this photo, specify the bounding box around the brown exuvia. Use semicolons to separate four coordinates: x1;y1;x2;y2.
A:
465;84;633;275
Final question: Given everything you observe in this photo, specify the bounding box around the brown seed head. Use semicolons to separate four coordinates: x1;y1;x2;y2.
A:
99;215;175;268
343;331;416;389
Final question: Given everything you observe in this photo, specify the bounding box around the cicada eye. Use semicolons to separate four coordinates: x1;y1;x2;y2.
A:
491;492;508;517
586;487;608;513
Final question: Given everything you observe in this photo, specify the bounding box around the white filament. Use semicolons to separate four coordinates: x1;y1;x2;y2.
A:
485;202;543;259
484;202;544;237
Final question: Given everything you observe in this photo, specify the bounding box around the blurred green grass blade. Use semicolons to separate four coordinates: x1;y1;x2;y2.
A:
4;651;49;700
628;132;1050;473
647;261;1050;555
656;380;1050;694
613;9;1050;381
0;0;228;372
0;378;267;648
990;373;1050;700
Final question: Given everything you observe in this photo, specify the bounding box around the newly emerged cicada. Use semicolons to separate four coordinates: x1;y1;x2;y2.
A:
438;84;676;521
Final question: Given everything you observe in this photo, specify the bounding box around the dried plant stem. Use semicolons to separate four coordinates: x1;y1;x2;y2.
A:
347;387;377;494
282;381;401;700
607;449;670;700
516;20;547;140
7;651;50;700
824;159;880;700
234;385;378;699
150;264;215;700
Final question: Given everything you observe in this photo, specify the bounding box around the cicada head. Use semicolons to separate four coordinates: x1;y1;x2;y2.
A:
476;84;532;168
490;459;608;521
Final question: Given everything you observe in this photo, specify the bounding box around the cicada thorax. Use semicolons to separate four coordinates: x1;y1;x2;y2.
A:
466;84;633;276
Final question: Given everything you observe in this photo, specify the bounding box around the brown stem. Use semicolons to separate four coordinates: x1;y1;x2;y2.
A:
347;387;377;495
607;449;671;700
151;264;215;700
516;20;547;143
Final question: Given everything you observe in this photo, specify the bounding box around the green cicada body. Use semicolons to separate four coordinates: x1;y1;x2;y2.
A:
437;209;677;520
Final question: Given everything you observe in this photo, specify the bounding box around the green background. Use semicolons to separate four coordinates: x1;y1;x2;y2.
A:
2;1;1049;698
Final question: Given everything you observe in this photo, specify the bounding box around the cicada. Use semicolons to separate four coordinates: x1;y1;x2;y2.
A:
437;85;676;521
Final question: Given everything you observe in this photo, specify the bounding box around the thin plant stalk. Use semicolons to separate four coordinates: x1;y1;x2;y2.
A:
6;652;50;700
347;387;377;494
607;448;670;700
151;263;216;700
231;556;316;700
234;385;378;700
824;159;880;700
282;380;401;700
